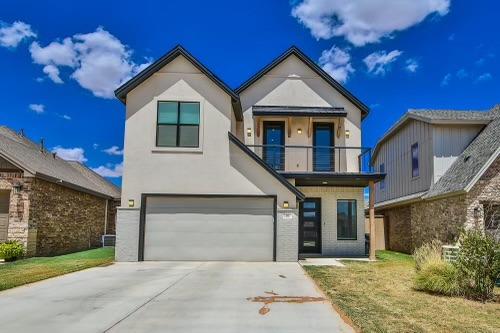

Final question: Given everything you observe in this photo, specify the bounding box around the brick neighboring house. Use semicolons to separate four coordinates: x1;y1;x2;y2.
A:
372;106;500;253
0;126;121;256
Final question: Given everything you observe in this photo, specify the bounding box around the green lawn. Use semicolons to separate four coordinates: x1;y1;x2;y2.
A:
304;251;500;333
0;247;114;292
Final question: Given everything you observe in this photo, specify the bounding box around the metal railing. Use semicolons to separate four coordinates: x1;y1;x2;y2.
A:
246;145;373;173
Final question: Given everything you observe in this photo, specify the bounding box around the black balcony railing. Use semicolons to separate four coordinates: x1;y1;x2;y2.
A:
246;145;373;173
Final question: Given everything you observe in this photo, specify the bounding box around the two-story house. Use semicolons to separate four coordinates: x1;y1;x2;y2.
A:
372;107;500;253
114;45;384;262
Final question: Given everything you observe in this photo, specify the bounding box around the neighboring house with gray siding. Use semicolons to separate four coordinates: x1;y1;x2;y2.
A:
0;126;121;256
372;106;500;253
114;45;384;262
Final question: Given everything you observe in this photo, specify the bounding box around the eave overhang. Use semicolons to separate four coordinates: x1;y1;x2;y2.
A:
252;105;347;118
281;172;386;187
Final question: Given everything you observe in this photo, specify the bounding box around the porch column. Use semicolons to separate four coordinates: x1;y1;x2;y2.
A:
369;180;376;261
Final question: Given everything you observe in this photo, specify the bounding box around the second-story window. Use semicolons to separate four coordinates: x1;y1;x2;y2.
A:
379;163;385;190
411;142;419;178
157;101;200;147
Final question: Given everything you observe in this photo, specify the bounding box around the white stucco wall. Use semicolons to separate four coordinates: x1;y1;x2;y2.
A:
298;186;366;257
239;54;363;173
121;55;297;209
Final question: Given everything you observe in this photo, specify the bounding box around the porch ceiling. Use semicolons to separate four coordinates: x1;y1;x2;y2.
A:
281;172;386;187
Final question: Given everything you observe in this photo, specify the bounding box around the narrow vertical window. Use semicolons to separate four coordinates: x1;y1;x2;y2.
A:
156;101;200;147
379;163;385;190
337;199;357;240
411;143;419;178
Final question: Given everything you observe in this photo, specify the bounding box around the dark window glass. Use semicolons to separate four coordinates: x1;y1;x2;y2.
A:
156;101;200;147
380;163;385;190
411;143;419;178
484;204;500;230
337;200;357;240
303;202;316;209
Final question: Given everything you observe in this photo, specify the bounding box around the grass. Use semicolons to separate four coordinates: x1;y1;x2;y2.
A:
304;251;500;333
0;247;114;292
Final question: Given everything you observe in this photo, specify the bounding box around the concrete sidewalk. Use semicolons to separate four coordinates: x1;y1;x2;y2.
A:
0;261;354;333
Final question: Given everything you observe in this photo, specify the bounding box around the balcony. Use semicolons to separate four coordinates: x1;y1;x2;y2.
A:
246;144;373;174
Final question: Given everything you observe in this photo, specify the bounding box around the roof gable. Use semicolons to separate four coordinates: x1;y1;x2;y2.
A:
235;46;369;119
115;45;242;120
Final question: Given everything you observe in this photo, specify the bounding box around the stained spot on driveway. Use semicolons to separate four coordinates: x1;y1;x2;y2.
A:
248;293;325;315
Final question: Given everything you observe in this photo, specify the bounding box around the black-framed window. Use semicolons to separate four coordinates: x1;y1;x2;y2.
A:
411;143;419;178
337;199;357;240
379;163;385;190
156;101;200;147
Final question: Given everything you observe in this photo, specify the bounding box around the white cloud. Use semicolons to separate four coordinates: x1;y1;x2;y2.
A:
29;103;45;114
475;73;492;82
52;146;87;162
405;58;419;73
57;113;71;120
291;0;450;46
102;145;123;156
0;21;36;48
440;73;452;86
29;27;150;98
42;64;63;83
363;50;402;75
318;46;354;83
92;143;99;150
456;68;468;79
91;162;123;178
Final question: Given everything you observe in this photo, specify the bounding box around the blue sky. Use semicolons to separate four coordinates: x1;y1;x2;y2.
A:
1;0;498;186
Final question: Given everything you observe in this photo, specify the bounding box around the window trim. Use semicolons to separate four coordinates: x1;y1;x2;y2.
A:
411;142;419;178
152;99;204;153
337;199;357;240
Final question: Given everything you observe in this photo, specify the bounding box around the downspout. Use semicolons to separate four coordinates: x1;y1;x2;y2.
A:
104;199;108;235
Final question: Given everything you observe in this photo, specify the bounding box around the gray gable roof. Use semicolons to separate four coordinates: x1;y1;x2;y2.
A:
424;106;500;199
372;108;493;162
0;126;120;199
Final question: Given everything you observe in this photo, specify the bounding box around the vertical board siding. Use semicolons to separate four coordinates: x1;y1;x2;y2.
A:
374;120;433;203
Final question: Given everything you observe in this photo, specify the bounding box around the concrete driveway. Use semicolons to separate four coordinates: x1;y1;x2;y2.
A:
0;262;353;333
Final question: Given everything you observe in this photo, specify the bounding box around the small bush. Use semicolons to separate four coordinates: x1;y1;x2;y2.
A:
414;261;462;296
455;229;500;301
0;241;25;262
413;239;442;271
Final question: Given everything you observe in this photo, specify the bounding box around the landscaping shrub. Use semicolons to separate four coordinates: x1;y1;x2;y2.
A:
414;260;462;296
455;229;500;301
0;241;25;262
413;239;442;271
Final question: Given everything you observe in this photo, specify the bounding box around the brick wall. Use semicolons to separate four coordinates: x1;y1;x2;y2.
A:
276;209;298;261
30;178;107;256
384;205;413;253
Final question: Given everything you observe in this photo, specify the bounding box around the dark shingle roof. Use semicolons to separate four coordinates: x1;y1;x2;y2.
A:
0;126;120;199
424;106;500;198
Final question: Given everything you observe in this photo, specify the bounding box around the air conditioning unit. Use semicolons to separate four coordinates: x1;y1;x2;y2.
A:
102;234;116;247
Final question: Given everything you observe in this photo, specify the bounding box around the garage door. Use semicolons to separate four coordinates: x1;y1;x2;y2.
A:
143;196;275;261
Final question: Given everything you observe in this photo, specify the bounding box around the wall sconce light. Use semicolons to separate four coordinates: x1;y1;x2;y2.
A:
246;128;252;137
473;207;480;219
345;129;350;139
283;201;289;208
12;182;23;193
128;199;135;208
297;128;302;134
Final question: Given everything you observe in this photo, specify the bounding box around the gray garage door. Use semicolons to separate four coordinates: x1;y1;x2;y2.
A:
143;196;275;261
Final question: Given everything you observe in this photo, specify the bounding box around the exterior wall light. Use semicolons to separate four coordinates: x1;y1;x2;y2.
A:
297;128;302;134
12;182;23;193
247;128;252;137
345;129;350;139
128;199;135;208
473;207;480;219
283;201;289;208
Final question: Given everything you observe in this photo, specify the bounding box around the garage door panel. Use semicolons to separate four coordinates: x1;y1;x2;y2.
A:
143;196;275;261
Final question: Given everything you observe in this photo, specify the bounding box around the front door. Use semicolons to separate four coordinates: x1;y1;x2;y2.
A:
299;198;321;253
263;121;285;171
313;123;334;171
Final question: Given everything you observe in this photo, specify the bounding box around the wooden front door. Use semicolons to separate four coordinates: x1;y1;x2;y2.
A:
299;198;321;253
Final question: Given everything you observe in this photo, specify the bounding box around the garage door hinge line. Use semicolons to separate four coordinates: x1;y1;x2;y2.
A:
102;263;205;332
